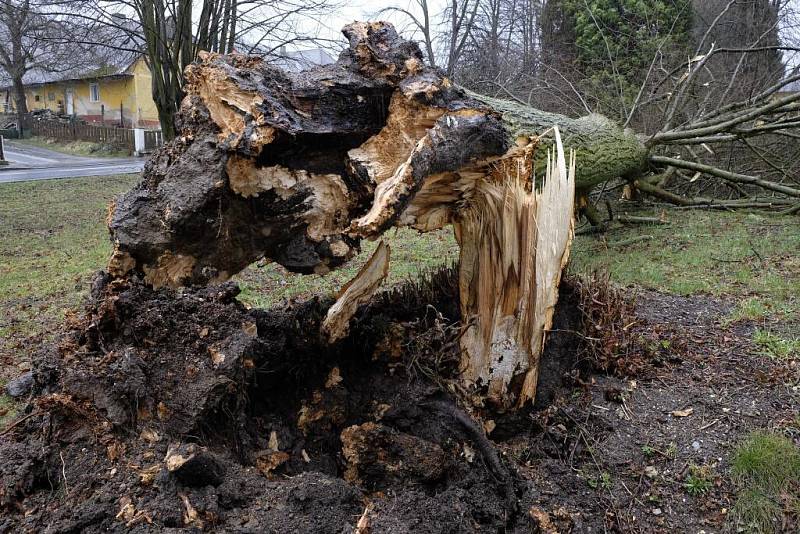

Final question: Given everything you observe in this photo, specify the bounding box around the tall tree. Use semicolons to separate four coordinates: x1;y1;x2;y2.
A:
377;0;439;68
0;1;54;133
0;0;97;132
692;0;785;105
455;0;509;90
379;0;480;76
567;0;694;120
539;0;577;70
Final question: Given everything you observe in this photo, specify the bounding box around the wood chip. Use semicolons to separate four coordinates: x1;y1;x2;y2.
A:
325;367;343;388
242;321;257;337
255;450;290;477
140;428;161;443
671;407;694;417
354;502;374;534
268;430;280;452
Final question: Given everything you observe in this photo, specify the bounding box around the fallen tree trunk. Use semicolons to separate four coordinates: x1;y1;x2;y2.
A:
107;21;593;408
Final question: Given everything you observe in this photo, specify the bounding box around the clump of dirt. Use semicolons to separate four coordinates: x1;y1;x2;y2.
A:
0;267;587;533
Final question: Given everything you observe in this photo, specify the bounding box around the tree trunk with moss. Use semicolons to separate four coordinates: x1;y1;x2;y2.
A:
472;94;648;192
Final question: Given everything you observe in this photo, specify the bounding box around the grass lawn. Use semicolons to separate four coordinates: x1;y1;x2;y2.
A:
16;136;131;158
1;174;798;426
0;175;138;362
0;174;139;425
236;228;459;308
731;431;800;532
571;210;800;329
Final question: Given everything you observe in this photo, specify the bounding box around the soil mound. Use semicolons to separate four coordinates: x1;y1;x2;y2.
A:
0;268;585;533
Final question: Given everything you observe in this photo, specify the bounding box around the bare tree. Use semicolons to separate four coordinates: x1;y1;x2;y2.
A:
379;0;480;76
0;0;76;132
0;0;35;130
458;0;511;88
377;0;438;67
57;0;339;139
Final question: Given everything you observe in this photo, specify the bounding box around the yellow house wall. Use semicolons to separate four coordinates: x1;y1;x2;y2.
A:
131;58;160;127
21;57;161;128
71;77;137;123
25;83;68;113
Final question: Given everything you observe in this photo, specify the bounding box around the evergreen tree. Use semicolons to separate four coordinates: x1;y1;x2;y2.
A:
562;0;693;119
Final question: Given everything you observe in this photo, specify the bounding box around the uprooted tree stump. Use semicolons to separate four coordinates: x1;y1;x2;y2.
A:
108;21;583;408
0;22;620;532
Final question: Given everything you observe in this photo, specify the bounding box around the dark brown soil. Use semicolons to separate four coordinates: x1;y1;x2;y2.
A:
0;270;797;533
511;289;799;533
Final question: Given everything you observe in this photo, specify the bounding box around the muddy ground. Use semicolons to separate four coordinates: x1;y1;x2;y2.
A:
0;267;797;533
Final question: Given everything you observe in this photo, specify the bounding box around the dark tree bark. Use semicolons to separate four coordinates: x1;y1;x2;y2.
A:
0;0;33;136
11;75;28;135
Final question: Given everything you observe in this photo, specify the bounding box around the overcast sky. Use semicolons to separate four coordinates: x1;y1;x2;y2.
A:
309;1;448;45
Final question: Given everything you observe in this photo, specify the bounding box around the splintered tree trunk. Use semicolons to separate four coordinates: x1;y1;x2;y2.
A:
456;134;575;407
108;21;638;407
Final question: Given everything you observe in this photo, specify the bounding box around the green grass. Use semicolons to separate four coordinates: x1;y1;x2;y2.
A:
16;136;130;158
234;228;458;308
752;329;800;359
730;431;800;533
726;297;771;324
684;464;714;496
571;210;800;322
0;174;140;372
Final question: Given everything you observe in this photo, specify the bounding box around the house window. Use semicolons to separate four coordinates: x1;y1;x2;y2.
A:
90;83;100;102
48;92;55;101
34;94;41;102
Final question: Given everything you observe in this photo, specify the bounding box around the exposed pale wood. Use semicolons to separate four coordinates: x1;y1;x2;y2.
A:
322;241;391;343
456;128;575;408
186;51;276;150
518;128;576;407
142;252;197;288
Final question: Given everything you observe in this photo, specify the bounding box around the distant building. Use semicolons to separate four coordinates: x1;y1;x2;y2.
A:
1;45;337;127
3;56;160;128
271;47;336;72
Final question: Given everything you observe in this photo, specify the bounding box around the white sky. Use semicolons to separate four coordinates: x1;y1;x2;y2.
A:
309;1;448;46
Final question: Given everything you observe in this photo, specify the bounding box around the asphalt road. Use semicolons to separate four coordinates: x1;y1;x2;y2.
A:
0;140;144;183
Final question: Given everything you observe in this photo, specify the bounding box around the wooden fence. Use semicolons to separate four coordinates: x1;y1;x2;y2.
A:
144;129;165;151
30;119;136;151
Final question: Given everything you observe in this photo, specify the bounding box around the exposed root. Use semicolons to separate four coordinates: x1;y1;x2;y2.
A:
422;399;519;518
322;241;390;342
